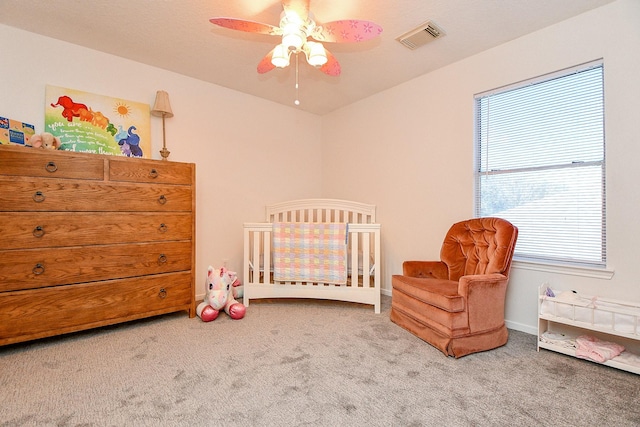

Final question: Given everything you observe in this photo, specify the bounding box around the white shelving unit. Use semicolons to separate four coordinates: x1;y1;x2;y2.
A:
537;285;640;375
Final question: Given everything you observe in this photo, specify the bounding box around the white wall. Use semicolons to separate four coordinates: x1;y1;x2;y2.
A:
0;25;323;295
322;0;640;333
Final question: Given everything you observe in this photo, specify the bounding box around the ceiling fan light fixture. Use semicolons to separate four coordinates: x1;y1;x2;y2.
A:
271;44;291;68
209;1;382;77
305;41;327;67
282;23;305;51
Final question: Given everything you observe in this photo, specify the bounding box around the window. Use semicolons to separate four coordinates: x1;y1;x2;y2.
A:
474;61;605;268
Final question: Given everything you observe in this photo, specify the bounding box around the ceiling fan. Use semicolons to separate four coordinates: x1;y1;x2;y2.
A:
209;0;383;76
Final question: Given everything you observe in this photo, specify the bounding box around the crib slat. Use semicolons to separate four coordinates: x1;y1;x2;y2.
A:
253;232;261;284
243;227;251;304
362;232;371;288
373;226;380;311
263;231;271;286
350;230;359;288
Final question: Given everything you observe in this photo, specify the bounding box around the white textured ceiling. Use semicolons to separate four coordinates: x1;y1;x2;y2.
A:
0;0;615;115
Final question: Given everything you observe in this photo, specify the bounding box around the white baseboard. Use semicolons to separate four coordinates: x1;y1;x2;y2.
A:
506;319;537;335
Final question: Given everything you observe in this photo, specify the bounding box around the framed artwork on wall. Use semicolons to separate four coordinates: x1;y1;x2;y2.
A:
44;85;151;158
0;117;35;146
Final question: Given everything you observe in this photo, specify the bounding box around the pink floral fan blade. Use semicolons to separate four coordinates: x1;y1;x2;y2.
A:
257;48;277;74
312;20;383;43
319;49;341;76
209;18;280;35
282;0;310;22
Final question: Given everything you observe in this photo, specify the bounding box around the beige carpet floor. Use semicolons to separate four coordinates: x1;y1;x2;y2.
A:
1;296;639;426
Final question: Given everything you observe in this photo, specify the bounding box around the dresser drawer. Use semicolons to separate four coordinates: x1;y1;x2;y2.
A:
0;148;104;180
0;178;193;212
109;158;193;185
0;212;193;250
0;241;192;292
0;272;192;345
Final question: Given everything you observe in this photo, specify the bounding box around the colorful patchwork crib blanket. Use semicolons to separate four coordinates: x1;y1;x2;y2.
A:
272;222;348;284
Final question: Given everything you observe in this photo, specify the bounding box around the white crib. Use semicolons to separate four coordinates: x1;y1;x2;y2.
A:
243;199;381;313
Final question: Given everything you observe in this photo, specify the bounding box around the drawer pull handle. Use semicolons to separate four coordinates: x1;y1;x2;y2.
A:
33;191;46;203
149;168;159;179
158;195;167;205
33;263;45;275
45;161;58;173
159;223;168;233
158;288;167;299
158;254;167;264
33;226;45;238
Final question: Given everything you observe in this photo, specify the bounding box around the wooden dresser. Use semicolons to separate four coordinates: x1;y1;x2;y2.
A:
0;145;196;346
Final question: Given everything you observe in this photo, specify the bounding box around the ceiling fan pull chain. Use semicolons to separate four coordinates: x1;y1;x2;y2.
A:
294;52;300;106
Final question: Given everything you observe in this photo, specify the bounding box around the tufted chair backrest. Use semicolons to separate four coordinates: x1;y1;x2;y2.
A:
440;217;518;282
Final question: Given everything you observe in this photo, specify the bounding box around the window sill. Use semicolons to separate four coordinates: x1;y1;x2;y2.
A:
512;259;614;280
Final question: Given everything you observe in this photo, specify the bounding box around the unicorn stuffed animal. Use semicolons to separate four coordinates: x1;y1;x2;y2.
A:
196;266;246;322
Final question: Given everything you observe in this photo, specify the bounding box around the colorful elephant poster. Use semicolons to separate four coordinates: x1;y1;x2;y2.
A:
44;85;151;158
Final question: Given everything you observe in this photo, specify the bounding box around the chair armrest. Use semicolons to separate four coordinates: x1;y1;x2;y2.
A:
402;261;448;279
457;273;507;294
458;273;509;333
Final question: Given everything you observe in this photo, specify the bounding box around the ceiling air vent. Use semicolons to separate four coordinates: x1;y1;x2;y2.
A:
396;21;445;50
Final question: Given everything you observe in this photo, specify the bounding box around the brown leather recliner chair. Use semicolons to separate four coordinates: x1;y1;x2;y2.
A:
390;217;518;358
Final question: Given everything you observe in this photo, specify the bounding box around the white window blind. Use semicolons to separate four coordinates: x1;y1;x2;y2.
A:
474;61;605;267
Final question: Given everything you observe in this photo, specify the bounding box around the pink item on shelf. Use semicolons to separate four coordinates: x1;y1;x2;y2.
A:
575;335;625;363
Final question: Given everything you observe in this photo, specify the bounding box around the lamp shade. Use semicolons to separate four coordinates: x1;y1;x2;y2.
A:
151;90;174;118
271;44;291;68
306;41;327;67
